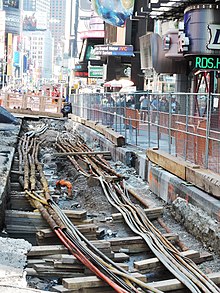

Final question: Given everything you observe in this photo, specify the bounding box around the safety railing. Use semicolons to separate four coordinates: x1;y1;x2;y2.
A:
70;92;220;174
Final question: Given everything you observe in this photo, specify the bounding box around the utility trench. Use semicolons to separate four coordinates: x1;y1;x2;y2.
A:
4;118;220;293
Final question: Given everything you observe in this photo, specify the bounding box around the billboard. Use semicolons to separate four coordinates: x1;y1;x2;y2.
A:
94;45;134;56
3;0;19;9
5;8;20;34
7;33;13;76
23;11;47;31
91;0;134;27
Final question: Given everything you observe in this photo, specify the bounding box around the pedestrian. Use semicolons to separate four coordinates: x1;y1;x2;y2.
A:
151;96;159;123
159;96;169;112
139;94;150;121
171;96;180;114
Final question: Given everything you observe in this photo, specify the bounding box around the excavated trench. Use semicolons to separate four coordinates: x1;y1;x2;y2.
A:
2;117;220;292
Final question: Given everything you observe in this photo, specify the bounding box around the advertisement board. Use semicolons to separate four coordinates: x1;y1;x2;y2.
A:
94;45;134;56
3;0;19;9
7;33;13;76
5;8;20;34
91;0;134;27
23;11;47;31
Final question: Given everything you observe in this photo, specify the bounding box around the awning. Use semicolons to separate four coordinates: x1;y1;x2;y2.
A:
104;79;134;88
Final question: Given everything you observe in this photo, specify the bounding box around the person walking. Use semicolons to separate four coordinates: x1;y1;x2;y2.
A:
159;95;169;112
139;94;150;121
151;96;159;123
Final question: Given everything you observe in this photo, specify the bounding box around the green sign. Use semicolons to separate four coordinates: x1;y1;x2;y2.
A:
88;66;103;78
195;56;220;70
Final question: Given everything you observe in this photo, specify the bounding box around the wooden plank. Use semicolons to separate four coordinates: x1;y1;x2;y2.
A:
134;250;200;272
54;261;84;270
113;252;129;262
53;151;111;157
112;207;163;222
94;123;109;136
62;272;148;290
26;267;84;278
147;148;186;180
33;263;84;273
8;108;62;118
108;234;178;254
28;245;68;256
186;166;220;199
53;284;114;293
37;224;98;239
85;120;98;129
103;128;125;147
63;276;106;289
147;272;220;292
5;209;87;220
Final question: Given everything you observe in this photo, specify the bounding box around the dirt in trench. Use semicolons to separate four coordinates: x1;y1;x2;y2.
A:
23;118;220;290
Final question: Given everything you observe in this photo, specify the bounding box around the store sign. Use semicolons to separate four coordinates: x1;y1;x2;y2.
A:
80;30;105;39
88;66;103;78
75;71;88;77
94;45;134;56
207;24;220;50
194;56;220;70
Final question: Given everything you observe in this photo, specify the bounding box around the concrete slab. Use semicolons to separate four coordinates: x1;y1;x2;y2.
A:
0;237;32;289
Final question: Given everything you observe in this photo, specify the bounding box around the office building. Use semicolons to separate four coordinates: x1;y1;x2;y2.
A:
50;0;67;65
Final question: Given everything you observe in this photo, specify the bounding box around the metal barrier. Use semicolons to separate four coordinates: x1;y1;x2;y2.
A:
70;91;220;174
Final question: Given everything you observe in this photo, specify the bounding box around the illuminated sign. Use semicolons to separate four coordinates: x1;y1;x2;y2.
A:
88;66;103;78
207;24;220;50
94;45;134;56
194;56;220;70
74;71;88;77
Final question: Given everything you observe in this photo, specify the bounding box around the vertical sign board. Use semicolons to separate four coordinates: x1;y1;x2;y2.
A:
7;33;13;76
0;11;5;59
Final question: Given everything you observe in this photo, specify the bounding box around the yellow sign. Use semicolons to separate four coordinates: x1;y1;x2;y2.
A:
7;33;13;76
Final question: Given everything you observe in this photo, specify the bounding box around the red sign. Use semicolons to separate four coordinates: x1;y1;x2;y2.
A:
75;71;88;77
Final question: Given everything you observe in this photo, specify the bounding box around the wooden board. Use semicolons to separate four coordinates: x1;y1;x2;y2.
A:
112;206;163;222
186;166;220;199
147;272;220;292
147;148;187;180
62;272;147;290
134;250;200;272
8;108;62;118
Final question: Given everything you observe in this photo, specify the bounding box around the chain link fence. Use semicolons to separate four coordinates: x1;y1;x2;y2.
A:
70;91;220;174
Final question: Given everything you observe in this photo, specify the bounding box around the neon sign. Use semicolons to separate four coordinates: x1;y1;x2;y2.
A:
194;56;220;70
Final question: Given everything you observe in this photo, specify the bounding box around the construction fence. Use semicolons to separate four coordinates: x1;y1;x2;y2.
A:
70;91;220;174
0;92;62;114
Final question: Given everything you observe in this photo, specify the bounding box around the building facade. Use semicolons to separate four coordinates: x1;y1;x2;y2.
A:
50;0;67;66
24;30;53;81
